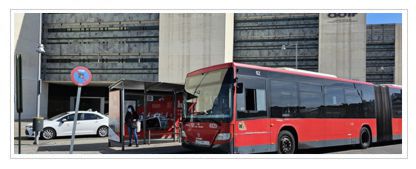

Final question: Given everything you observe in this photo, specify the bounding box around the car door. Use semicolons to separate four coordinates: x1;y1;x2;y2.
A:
82;113;102;135
57;114;76;136
76;113;92;135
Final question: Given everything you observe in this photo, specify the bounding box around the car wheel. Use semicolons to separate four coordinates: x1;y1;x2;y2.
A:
97;126;108;137
277;130;296;154
41;127;56;140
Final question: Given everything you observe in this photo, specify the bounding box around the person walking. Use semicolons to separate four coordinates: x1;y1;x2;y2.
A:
125;105;139;147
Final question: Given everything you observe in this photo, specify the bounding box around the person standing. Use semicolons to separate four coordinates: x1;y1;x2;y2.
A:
125;105;139;147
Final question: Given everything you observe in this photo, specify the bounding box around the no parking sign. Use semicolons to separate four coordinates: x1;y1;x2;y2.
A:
70;66;92;86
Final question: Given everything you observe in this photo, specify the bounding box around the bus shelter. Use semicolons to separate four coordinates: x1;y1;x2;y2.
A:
108;80;184;151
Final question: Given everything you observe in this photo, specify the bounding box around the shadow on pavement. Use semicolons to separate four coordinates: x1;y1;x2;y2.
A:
103;145;190;154
37;142;193;154
35;140;401;154
37;143;111;152
15;135;105;140
297;140;402;154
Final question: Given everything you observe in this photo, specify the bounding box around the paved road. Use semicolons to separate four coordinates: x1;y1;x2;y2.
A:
14;122;402;154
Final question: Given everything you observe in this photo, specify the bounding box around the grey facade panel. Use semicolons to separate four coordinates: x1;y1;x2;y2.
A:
233;13;319;71
366;24;396;84
42;13;159;82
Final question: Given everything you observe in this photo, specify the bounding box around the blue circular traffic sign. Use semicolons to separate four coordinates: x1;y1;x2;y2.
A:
70;66;92;86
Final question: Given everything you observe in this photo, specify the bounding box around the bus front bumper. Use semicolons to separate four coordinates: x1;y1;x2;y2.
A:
181;141;231;153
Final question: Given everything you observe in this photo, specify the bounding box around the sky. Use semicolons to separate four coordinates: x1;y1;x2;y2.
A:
366;13;402;24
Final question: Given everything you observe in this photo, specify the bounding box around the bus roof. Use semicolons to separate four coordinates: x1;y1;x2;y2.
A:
186;62;374;86
380;84;402;90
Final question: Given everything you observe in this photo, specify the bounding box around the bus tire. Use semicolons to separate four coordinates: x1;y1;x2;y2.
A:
277;130;296;154
359;127;371;149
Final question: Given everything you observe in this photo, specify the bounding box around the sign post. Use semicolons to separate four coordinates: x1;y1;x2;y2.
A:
16;54;23;154
69;66;92;154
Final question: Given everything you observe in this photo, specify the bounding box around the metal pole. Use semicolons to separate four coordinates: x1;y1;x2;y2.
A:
179;122;182;143
180;92;187;143
295;42;298;69
121;86;125;151
172;91;177;142
143;89;147;144
34;13;43;145
231;123;234;154
69;86;82;154
18;113;21;154
16;54;23;154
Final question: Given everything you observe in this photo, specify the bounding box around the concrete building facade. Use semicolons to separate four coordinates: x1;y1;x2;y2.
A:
159;13;234;84
395;24;402;85
13;13;402;119
14;13;48;119
318;13;367;82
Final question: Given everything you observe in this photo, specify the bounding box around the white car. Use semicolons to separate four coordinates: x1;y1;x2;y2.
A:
25;111;109;140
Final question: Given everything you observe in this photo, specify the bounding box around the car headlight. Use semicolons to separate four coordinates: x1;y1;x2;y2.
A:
181;130;187;138
215;133;230;141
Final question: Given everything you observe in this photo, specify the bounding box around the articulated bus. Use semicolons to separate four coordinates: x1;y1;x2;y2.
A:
181;62;402;154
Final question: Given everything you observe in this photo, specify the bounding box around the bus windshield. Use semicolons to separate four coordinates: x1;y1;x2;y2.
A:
184;68;233;122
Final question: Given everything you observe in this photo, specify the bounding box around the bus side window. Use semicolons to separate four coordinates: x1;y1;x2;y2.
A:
324;85;345;118
245;88;266;112
345;85;363;118
237;78;267;119
390;88;402;118
358;84;376;118
299;83;324;118
270;80;298;118
245;89;256;111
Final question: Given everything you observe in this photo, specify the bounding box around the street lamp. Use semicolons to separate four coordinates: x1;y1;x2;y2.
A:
34;13;44;145
37;44;45;54
281;42;299;69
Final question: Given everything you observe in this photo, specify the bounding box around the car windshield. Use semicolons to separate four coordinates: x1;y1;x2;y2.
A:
184;68;233;122
49;112;69;121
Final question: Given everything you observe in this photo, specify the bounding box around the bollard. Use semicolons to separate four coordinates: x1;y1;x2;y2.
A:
32;117;44;132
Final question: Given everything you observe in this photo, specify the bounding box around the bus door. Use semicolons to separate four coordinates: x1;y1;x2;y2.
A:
234;75;271;153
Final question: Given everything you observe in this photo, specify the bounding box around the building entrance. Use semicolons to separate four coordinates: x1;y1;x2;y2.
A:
70;97;105;114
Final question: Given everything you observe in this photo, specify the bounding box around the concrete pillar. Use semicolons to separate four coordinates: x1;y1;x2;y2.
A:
394;24;402;85
318;13;367;81
158;13;234;84
14;13;42;120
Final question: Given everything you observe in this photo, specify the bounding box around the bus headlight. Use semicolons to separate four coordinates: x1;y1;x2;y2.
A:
215;133;230;141
181;130;187;138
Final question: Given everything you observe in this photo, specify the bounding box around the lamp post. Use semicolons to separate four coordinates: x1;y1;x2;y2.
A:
34;13;45;145
281;41;299;69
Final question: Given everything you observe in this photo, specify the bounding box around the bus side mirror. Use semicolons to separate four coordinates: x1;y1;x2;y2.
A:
237;83;244;94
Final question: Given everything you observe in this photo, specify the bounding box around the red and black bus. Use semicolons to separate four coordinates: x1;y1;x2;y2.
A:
181;62;402;154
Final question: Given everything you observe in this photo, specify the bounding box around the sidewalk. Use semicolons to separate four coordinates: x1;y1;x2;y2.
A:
13;121;187;154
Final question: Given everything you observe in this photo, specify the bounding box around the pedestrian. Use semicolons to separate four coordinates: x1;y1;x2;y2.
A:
125;105;139;147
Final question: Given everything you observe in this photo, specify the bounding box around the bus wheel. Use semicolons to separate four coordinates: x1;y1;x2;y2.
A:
277;130;296;154
359;127;371;149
